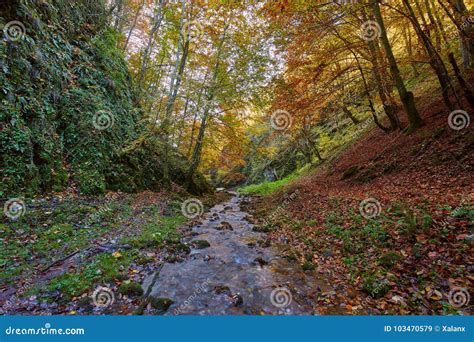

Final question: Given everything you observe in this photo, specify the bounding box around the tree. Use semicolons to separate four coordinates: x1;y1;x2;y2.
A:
371;0;423;132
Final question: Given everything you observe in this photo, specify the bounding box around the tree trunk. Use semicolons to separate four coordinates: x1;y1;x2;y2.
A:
343;107;360;125
161;0;188;189
403;0;456;111
430;0;449;47
448;52;474;109
367;33;401;130
138;0;165;88
123;0;145;51
402;25;419;77
437;0;474;68
371;0;423;132
186;23;230;190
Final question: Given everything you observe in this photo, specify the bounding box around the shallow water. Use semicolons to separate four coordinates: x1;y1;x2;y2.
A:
143;192;333;315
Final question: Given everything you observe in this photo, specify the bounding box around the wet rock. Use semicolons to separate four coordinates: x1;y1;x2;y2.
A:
210;214;220;222
253;257;268;266
149;297;174;312
247;242;256;248
191;240;211;249
230;293;243;307
216;221;233;231
213;285;231;295
118;281;144;297
203;255;215;262
224;206;232;210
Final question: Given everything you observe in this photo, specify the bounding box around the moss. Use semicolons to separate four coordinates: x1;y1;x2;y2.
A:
362;274;391;298
149;297;174;312
0;0;211;197
118;281;143;297
191;240;211;249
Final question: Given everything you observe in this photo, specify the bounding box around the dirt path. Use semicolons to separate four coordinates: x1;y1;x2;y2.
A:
142;192;338;315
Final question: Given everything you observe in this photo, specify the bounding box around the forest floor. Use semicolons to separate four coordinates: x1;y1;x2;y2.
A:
0;188;229;315
246;93;473;315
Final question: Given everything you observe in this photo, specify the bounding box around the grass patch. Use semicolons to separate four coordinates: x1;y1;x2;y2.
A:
41;213;186;300
238;172;300;195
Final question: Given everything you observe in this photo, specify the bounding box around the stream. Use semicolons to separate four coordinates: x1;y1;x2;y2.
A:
142;192;335;315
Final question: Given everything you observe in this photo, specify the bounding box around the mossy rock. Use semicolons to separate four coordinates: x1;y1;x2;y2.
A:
136;255;155;265
191;240;210;249
149;297;174;312
165;255;178;263
169;243;191;255
118;281;143;297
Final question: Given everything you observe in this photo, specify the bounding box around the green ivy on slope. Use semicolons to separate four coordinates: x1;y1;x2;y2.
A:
0;0;210;197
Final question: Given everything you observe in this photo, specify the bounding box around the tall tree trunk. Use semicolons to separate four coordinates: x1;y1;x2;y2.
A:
371;0;423;132
186;23;230;191
437;0;474;68
403;0;457;111
402;25;420;77
449;0;474;67
424;0;442;51
138;0;165;89
161;0;188;189
430;0;449;47
343;107;360;125
448;52;474;109
123;0;145;51
367;33;401;130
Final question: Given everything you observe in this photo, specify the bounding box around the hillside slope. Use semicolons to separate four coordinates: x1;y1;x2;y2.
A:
248;91;473;314
0;0;209;197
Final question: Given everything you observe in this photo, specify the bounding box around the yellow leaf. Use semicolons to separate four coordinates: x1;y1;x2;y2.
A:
112;251;122;258
430;290;443;301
